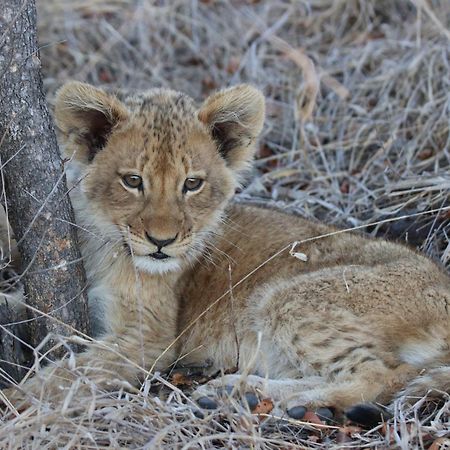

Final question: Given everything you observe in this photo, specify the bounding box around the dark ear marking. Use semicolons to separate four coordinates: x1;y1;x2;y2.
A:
198;84;265;175
211;122;241;157
73;109;115;161
55;81;129;164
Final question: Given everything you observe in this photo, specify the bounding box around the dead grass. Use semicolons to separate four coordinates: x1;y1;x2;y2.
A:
37;0;450;270
0;0;449;448
1;371;449;449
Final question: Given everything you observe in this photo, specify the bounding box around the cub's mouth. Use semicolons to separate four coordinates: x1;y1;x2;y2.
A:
122;242;173;261
149;251;170;260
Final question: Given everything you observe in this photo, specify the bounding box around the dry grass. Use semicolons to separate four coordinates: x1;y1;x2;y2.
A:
1;369;449;449
38;0;450;269
0;0;449;447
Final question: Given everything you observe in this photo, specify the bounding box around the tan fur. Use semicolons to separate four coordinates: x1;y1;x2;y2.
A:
4;82;450;415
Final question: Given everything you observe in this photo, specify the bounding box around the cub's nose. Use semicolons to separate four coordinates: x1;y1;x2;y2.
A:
145;233;178;249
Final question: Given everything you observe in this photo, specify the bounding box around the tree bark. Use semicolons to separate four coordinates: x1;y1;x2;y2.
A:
0;0;90;359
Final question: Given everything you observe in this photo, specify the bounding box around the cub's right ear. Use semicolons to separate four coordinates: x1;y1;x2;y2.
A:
55;81;129;164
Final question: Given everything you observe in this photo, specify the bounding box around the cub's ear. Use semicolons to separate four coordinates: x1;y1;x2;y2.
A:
55;81;129;163
198;85;265;173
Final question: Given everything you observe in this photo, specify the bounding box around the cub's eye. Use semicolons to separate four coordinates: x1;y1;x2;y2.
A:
183;178;204;193
122;174;143;189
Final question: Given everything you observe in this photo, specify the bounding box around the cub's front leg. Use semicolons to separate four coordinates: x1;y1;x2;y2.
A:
3;290;179;409
4;331;176;409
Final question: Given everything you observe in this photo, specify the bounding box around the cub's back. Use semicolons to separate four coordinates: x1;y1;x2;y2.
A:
178;203;449;329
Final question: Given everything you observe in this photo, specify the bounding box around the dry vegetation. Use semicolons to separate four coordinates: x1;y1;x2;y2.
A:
1;0;449;448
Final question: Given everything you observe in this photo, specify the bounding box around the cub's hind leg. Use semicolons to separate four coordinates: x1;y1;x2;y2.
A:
246;267;422;415
194;270;417;418
194;261;447;420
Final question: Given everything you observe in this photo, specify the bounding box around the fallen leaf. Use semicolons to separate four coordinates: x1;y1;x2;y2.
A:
170;372;192;387
258;145;278;168
340;180;350;194
226;57;240;74
252;398;274;414
337;425;363;442
341;425;363;434
336;430;352;444
202;76;217;92
303;411;325;425
98;68;113;83
439;209;450;220
417;148;434;160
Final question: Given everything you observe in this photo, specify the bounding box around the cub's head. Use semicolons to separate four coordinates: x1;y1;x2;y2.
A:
55;82;265;274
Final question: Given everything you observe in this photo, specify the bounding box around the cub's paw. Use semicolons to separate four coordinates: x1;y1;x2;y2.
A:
193;374;264;411
286;405;335;423
345;403;392;428
285;397;336;423
192;375;334;423
284;394;339;423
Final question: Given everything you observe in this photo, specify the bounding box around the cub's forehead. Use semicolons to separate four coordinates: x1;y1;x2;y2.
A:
120;88;198;121
110;88;214;167
119;88;206;141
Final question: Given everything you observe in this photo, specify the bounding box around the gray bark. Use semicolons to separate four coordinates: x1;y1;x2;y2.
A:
0;0;90;362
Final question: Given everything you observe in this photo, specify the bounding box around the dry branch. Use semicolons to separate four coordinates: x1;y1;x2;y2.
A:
0;0;90;359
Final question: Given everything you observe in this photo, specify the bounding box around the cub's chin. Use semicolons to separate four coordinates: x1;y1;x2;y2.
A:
132;255;182;275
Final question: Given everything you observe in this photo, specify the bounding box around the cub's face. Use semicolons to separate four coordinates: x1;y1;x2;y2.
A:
55;83;265;274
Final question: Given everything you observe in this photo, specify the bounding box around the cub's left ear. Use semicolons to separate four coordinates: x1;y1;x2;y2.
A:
198;85;265;173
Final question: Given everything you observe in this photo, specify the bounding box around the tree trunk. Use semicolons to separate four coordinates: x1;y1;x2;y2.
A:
0;0;90;361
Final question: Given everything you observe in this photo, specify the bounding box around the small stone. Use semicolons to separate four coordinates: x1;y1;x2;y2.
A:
287;405;307;419
315;407;334;422
197;396;218;410
243;392;259;410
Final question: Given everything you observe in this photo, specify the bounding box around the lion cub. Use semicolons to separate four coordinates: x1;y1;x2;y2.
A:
5;82;450;423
